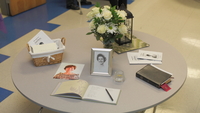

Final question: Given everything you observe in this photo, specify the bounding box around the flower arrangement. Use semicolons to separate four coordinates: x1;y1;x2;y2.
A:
86;4;128;45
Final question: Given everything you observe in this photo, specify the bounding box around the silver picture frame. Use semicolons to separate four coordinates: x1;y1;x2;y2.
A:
90;48;113;76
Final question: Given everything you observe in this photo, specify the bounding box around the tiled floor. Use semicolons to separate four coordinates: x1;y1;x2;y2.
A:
0;0;200;113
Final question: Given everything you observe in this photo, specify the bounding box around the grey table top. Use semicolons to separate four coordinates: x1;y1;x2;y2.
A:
11;27;187;113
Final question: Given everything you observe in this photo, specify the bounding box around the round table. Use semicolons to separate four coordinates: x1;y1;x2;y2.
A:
12;27;187;113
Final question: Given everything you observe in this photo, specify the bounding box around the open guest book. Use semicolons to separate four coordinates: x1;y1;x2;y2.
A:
51;79;121;105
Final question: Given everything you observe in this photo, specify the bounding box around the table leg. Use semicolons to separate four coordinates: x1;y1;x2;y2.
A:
134;105;157;113
153;106;157;113
38;107;43;113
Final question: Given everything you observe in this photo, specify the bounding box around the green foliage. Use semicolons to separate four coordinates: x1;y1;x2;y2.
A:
95;2;100;7
86;32;93;35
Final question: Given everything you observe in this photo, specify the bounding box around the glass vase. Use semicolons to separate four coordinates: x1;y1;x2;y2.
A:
104;42;113;48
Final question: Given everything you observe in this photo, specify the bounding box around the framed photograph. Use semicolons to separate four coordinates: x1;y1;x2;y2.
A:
90;48;113;76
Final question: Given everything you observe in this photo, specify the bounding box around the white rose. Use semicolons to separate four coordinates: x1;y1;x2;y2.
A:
97;25;106;34
89;20;95;30
96;13;102;18
87;11;94;20
119;24;127;35
104;5;110;9
117;10;127;20
103;5;110;10
92;7;100;15
102;10;112;20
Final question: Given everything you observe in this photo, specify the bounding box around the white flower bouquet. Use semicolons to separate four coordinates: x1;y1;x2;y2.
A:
86;4;128;45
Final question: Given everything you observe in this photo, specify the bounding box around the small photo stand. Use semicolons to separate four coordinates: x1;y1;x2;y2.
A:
90;48;113;76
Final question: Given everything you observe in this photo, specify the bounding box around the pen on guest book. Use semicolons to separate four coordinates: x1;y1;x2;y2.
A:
105;88;113;101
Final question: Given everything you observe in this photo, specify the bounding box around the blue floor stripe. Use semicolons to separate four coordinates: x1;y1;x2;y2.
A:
0;87;13;102
0;54;10;63
0;0;69;49
128;0;134;4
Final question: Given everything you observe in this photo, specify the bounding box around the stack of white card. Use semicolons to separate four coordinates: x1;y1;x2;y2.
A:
28;30;58;53
127;50;163;65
